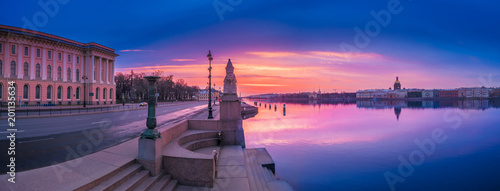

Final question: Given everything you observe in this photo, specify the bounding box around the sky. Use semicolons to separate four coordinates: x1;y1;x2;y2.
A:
2;0;500;96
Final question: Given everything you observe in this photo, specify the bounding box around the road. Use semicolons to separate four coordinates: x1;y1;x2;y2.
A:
0;101;208;172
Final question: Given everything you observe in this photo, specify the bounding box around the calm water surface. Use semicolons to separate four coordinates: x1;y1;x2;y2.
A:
243;100;500;191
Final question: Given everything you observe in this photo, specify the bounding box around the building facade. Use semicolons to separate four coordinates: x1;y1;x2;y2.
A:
458;87;491;98
0;25;117;106
197;89;220;101
439;90;458;98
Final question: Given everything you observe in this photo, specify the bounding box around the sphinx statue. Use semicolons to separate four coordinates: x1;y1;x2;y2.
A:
223;59;237;95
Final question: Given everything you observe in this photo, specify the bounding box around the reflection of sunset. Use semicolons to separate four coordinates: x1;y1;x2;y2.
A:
242;101;465;147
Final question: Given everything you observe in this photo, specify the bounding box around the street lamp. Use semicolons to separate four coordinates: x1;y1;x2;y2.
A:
141;76;161;140
207;50;214;119
82;75;88;107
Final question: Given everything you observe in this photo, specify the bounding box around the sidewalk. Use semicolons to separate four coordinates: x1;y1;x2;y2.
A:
0;101;208;119
0;106;219;191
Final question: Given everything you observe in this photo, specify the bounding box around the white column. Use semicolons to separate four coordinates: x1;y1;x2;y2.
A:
105;59;109;84
63;52;67;82
4;42;9;77
42;48;46;80
52;50;56;81
90;55;95;83
112;60;115;85
30;46;35;79
17;45;22;79
99;57;102;84
72;54;76;82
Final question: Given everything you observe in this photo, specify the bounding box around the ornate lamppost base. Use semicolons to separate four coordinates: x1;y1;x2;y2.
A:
140;129;161;140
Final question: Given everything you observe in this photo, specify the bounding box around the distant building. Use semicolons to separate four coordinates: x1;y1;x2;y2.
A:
422;90;439;98
373;89;389;99
458;87;491;98
356;90;374;98
407;89;422;98
494;88;500;98
439;89;458;98
394;76;401;90
197;89;220;101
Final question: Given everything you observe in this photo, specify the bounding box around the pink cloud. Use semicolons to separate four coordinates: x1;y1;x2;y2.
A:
119;49;154;52
171;59;196;61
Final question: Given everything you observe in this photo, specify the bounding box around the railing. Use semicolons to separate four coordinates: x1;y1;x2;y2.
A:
0;102;172;117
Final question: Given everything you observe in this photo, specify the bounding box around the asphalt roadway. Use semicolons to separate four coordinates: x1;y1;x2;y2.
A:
0;101;208;172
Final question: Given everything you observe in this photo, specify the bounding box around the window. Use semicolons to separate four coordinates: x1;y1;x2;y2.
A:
10;61;16;76
0;84;2;99
36;64;41;78
57;66;62;80
77;56;79;64
24;47;29;56
47;65;52;78
76;69;80;81
23;62;29;77
36;85;41;99
110;89;113;99
37;49;41;57
58;53;61;61
0;60;2;75
67;87;72;99
57;86;62;99
0;43;2;53
68;55;71;62
67;68;71;81
76;87;80;99
23;85;29;99
48;50;52;59
47;85;52;99
96;88;99;100
11;45;16;54
94;71;96;80
103;88;106;99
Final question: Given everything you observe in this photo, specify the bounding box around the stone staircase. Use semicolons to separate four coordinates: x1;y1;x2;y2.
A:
85;161;178;191
245;150;293;191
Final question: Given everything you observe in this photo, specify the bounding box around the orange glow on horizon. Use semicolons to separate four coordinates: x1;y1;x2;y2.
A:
116;50;472;96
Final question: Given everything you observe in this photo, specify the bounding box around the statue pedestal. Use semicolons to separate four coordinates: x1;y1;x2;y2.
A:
219;93;245;147
137;138;163;176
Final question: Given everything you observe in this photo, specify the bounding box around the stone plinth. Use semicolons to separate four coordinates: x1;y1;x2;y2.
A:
220;95;241;121
137;138;163;176
218;94;245;148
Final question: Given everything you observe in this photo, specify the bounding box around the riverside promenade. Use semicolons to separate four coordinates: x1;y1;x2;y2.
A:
0;105;292;191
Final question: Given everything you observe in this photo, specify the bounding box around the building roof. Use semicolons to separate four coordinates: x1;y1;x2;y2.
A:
0;24;117;55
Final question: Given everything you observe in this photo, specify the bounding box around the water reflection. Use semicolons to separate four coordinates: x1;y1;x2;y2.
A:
244;99;500;191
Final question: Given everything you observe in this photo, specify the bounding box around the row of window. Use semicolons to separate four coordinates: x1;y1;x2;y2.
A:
0;43;80;63
0;60;80;81
0;84;113;100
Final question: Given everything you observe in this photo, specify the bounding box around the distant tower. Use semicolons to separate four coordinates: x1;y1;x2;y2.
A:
394;76;401;90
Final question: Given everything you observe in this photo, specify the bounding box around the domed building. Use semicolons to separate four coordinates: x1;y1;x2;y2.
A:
394;76;401;90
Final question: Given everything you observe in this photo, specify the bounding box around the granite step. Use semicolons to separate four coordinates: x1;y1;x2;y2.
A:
180;138;219;151
89;164;142;191
133;171;164;191
250;153;267;191
244;150;258;191
149;174;172;191
76;159;136;191
163;180;178;191
114;170;149;191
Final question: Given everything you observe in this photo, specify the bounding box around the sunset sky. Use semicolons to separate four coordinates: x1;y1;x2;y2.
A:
3;0;500;96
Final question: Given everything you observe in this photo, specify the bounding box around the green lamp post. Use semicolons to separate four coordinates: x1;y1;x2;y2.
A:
141;76;161;140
